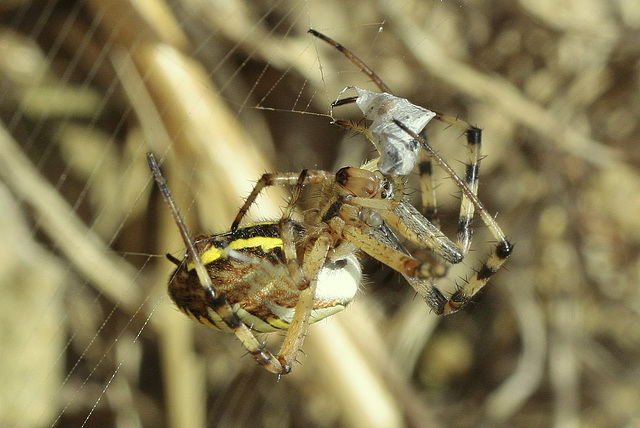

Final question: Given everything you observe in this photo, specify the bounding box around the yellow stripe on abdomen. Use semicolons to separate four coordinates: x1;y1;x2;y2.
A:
189;236;284;270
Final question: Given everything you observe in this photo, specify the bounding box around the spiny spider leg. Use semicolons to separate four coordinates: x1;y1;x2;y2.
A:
278;170;310;288
309;28;482;254
390;122;513;314
308;28;392;93
417;140;440;228
148;152;297;374
231;170;333;231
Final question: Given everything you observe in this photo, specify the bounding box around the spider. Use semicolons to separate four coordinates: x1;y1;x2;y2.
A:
148;31;512;375
149;151;464;374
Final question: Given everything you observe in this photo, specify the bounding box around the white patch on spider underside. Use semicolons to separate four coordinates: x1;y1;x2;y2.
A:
315;253;361;303
267;253;361;326
340;86;436;176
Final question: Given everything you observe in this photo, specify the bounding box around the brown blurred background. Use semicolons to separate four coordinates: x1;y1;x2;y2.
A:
1;0;639;427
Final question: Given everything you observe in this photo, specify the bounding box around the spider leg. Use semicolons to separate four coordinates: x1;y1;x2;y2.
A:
386;201;463;265
279;170;310;289
368;222;448;314
227;170;334;372
308;29;392;93
334;166;462;265
276;234;330;369
333;203;447;279
231;170;333;231
147;152;290;374
201;288;289;373
390;122;513;314
224;210;331;372
417;131;440;228
329;119;383;167
231;172;303;231
337;103;481;255
431;113;482;255
344;194;462;265
309;28;480;253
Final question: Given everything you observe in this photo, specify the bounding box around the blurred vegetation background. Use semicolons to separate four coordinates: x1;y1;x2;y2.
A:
0;0;639;427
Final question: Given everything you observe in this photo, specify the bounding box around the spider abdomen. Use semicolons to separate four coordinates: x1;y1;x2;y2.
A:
168;223;361;333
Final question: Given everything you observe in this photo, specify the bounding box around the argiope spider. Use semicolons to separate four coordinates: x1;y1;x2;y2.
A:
149;30;512;375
